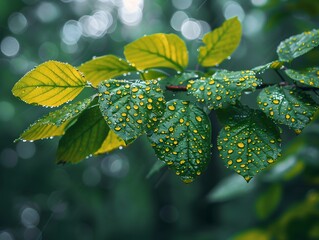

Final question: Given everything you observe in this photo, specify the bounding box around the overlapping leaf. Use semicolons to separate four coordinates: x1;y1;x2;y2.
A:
217;106;281;182
277;29;319;62
18;98;93;142
187;70;260;109
198;17;242;67
79;55;136;87
95;130;127;155
124;33;188;71
285;67;319;88
98;79;166;141
12;61;87;107
57;105;109;164
257;85;318;131
140;70;168;81
148;100;211;183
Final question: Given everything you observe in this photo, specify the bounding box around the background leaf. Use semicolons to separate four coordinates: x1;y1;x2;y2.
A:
277;29;319;62
285;67;319;88
124;33;188;71
252;61;284;74
257;85;318;131
187;70;260;110
256;184;282;220
217;106;281;182
18;97;93;141
198;17;242;67
98;79;166;141
56;105;108;164
79;55;136;87
12;61;87;107
148;100;211;183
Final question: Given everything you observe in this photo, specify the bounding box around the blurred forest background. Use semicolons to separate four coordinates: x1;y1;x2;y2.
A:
1;0;319;239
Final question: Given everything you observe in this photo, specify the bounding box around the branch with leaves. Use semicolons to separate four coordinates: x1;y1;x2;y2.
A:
12;17;319;183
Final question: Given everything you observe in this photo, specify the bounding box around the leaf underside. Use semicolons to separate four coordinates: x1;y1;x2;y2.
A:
277;29;319;62
148;100;212;183
124;33;188;71
12;61;87;107
98;79;166;141
187;70;260;109
57;105;109;164
19;97;93;141
258;85;318;132
198;17;242;67
79;55;136;87
217;106;282;182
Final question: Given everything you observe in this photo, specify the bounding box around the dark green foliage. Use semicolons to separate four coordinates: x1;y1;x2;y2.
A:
148;100;211;183
258;85;318;131
187;70;260;109
12;21;319;182
98;79;166;141
217;106;282;182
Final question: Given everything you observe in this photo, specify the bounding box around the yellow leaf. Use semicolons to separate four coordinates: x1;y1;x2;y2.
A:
124;33;188;71
12;61;87;107
233;229;270;240
79;55;136;87
198;17;242;67
95;130;127;155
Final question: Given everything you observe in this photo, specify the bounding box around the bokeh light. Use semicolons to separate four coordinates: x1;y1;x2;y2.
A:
1;37;20;57
8;12;28;34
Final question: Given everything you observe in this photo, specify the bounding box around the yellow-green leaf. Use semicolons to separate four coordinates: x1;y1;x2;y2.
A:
95;130;127;155
198;17;242;67
79;55;136;87
18;98;93;142
12;61;87;107
124;33;188;71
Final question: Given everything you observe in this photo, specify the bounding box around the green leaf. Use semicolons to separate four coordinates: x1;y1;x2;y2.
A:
146;160;166;179
164;72;199;86
79;55;136;87
277;29;319;62
217;106;281;182
252;60;284;74
124;33;188;71
187;70;260;110
148;100;212;183
12;61;87;107
18;97;93;142
257;85;318;132
256;184;282;220
207;174;256;202
57;105;108;164
140;69;169;81
285;67;319;88
98;79;166;141
198;17;242;67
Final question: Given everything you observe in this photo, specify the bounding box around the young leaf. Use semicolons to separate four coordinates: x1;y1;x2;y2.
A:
95;130;127;155
148;100;212;183
124;33;188;71
285;67;319;88
187;70;260;110
277;29;319;62
198;17;242;67
56;105;109;164
12;61;87;107
252;61;284;74
257;85;318;132
79;55;136;87
98;79;166;141
217;106;281;182
18;97;93;142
